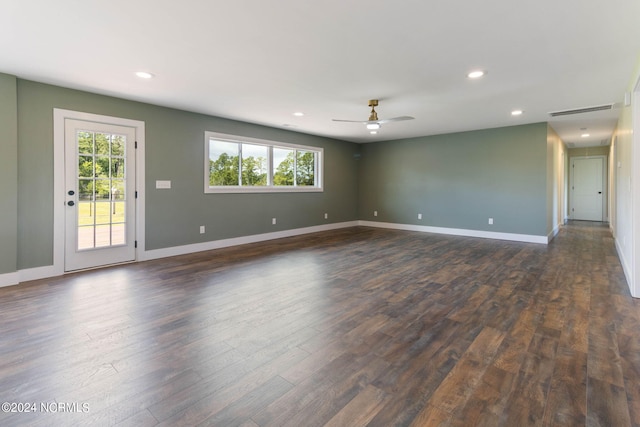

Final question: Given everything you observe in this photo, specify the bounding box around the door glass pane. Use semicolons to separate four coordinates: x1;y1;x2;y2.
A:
95;179;110;199
112;224;125;245
77;226;95;250
78;201;94;227
94;201;111;225
111;179;124;198
95;158;109;179
78;132;94;154
112;203;125;224
111;158;125;178
75;130;127;251
78;156;94;178
95;225;111;248
95;133;110;155
78;179;94;200
111;135;125;156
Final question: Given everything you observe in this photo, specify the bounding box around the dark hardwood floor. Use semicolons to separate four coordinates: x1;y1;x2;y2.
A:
1;222;638;426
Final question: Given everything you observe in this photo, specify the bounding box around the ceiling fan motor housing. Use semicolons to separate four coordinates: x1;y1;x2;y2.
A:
368;99;379;121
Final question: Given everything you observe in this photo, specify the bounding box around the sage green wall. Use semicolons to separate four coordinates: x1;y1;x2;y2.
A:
10;77;564;272
16;79;359;269
358;123;549;236
0;74;18;275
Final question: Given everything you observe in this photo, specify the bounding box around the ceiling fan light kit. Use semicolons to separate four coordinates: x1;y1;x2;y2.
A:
332;99;414;134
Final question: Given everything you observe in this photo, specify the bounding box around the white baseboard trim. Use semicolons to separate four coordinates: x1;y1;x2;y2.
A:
7;219;547;287
615;238;635;297
18;265;63;285
548;224;561;243
1;264;65;288
8;222;359;286
358;221;548;244
0;272;19;288
141;221;359;261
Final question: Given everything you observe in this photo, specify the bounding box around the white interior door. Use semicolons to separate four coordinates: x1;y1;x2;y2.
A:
572;157;604;221
64;119;136;271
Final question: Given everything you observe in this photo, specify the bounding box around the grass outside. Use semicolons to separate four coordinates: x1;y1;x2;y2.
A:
78;201;125;226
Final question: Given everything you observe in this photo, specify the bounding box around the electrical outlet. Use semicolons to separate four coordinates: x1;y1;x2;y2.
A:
272;217;277;225
418;213;422;220
199;225;205;234
324;213;328;219
374;210;378;217
488;218;494;225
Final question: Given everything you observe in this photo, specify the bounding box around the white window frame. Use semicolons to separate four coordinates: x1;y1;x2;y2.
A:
204;131;323;193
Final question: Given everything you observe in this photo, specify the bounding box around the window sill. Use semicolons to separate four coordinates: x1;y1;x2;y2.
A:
205;186;323;194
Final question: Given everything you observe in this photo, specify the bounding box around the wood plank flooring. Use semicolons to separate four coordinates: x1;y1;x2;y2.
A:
1;221;638;426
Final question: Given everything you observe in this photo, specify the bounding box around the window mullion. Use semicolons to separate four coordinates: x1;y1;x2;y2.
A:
238;143;243;186
268;146;273;186
315;152;319;187
293;149;297;187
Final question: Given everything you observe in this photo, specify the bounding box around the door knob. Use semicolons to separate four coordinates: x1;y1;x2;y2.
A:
67;201;75;206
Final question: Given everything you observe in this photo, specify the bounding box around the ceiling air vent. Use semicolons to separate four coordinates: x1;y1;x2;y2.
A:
549;104;613;117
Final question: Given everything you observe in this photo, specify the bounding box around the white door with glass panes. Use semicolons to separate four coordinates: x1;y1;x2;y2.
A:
64;119;136;271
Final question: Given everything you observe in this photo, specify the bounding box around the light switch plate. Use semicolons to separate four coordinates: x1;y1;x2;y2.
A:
156;180;171;189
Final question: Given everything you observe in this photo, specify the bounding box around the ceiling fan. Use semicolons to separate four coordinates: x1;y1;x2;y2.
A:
332;99;414;132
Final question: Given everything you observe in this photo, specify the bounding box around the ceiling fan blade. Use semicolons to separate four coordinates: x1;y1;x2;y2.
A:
332;119;370;124
333;116;415;124
376;116;415;124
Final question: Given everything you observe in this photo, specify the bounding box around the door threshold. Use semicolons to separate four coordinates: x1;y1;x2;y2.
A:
64;259;136;275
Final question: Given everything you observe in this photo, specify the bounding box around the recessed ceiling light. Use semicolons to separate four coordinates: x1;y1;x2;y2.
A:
581;133;590;138
511;110;523;116
467;70;486;79
135;71;154;79
293;112;304;117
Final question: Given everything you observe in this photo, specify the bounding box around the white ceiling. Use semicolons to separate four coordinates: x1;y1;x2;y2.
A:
2;0;639;147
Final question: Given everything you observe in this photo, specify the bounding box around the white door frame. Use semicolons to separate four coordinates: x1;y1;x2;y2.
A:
569;155;607;221
53;109;145;275
632;77;640;297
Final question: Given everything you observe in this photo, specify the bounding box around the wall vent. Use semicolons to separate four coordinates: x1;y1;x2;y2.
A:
549;104;613;117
